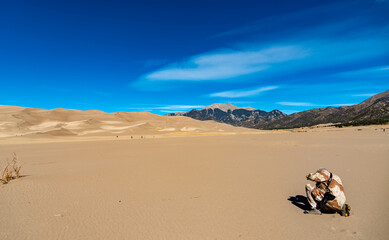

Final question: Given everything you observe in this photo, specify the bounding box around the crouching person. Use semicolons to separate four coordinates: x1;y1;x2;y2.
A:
305;168;350;216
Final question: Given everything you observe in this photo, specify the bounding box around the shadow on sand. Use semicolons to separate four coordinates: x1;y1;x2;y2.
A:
288;195;339;214
288;195;310;211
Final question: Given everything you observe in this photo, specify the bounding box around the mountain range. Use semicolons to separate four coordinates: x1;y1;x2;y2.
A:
258;89;389;129
167;103;287;127
1;91;387;136
168;90;389;129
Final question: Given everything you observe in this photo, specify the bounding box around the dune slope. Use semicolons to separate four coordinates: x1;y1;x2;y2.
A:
0;127;388;239
0;105;255;138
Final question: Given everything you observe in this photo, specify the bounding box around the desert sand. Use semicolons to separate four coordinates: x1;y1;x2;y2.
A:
0;105;388;239
0;105;255;140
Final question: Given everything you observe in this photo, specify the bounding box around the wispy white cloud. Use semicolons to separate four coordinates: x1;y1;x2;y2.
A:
125;105;204;111
159;110;181;113
135;37;388;91
212;2;349;38
144;46;309;81
133;1;389;93
210;86;278;98
277;102;357;107
277;102;317;107
331;103;357;106
334;66;389;78
154;105;205;110
352;93;376;97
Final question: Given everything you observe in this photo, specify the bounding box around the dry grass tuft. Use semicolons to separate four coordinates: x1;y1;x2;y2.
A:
1;153;22;184
1;164;12;184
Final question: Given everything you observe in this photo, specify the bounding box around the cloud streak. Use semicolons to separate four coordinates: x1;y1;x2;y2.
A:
144;46;308;81
133;1;389;94
125;105;204;111
135;36;388;90
277;102;317;107
334;66;389;78
154;105;205;110
352;93;377;97
210;86;278;98
276;102;357;107
212;2;346;38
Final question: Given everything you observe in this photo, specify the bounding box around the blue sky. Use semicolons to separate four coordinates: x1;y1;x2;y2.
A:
1;0;388;115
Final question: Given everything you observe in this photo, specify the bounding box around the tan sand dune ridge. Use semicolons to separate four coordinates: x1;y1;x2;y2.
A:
0;105;388;239
0;105;256;142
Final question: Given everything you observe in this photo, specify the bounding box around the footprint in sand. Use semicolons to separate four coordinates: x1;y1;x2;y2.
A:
331;226;358;236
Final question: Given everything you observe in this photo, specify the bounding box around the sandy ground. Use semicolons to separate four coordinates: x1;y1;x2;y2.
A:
0;126;388;240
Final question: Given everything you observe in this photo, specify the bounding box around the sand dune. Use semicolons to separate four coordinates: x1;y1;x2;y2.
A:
0;126;388;239
1;105;388;239
0;105;256;140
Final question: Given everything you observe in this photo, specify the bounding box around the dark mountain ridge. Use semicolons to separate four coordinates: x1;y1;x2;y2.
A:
167;90;389;129
258;90;389;129
167;103;287;127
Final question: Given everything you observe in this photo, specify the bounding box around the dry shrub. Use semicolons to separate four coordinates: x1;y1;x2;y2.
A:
1;164;12;184
1;153;22;184
12;153;22;178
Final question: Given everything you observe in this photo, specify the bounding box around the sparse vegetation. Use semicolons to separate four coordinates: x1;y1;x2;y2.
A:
334;118;389;128
1;153;22;184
